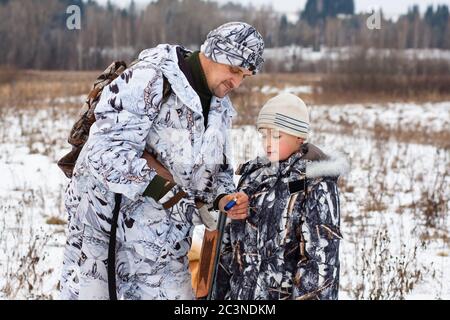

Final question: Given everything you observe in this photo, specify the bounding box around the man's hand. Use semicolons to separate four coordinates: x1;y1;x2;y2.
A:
218;192;249;220
142;150;174;182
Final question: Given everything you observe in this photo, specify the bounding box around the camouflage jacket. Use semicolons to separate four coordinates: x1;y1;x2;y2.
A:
214;144;349;300
61;44;236;300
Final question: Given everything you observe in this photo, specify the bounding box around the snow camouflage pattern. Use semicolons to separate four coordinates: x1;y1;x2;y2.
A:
200;22;265;74
60;44;237;300
213;145;349;300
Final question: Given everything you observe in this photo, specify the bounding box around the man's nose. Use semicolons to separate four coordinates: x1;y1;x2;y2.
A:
231;74;244;89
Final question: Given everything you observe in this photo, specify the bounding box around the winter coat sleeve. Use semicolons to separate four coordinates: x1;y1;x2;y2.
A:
85;65;163;201
213;102;237;201
193;117;236;207
293;177;342;300
214;162;236;200
193;162;235;208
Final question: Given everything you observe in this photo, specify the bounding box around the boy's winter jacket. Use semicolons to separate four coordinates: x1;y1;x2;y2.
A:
214;144;349;300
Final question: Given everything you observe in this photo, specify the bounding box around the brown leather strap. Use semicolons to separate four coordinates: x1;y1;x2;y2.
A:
162;190;187;209
87;87;101;100
158;181;176;201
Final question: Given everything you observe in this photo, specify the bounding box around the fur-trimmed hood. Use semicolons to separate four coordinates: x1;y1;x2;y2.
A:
305;150;350;179
236;143;350;179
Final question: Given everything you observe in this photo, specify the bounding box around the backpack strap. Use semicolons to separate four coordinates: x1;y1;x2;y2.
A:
108;193;122;300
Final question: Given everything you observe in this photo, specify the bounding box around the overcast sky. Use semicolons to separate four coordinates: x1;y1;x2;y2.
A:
98;0;450;17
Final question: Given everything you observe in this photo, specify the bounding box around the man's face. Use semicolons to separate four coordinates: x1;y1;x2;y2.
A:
205;61;253;98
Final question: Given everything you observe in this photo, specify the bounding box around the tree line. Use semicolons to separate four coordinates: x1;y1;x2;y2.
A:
0;0;448;70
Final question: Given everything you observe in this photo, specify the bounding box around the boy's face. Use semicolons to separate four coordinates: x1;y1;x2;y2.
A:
258;128;303;162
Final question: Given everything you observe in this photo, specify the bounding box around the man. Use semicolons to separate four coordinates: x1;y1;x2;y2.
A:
60;22;265;300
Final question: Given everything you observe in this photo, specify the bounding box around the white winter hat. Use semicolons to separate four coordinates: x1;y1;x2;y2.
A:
257;93;310;140
200;22;265;74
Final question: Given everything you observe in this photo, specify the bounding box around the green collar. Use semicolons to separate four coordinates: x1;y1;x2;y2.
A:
185;51;212;127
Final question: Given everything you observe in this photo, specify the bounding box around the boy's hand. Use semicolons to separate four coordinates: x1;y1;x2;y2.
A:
218;192;249;220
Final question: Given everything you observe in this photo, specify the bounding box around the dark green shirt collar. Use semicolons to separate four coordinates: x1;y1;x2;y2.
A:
178;50;212;128
185;51;212;100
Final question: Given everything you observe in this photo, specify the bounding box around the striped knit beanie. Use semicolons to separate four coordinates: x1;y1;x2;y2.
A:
257;93;310;140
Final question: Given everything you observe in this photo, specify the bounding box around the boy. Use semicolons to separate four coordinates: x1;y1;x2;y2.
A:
214;93;349;300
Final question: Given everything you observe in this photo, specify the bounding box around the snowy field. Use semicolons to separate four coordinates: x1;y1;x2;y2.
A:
264;46;450;62
0;98;449;300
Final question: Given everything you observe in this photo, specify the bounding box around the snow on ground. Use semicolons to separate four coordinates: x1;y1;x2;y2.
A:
0;99;449;300
255;85;314;95
309;101;450;134
264;46;450;63
263;46;450;72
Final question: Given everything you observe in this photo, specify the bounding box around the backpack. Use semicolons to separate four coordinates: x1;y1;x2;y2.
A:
57;60;171;178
